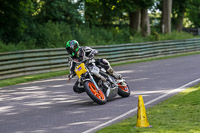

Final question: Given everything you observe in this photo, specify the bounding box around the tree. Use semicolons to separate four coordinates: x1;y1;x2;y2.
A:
186;0;200;27
161;0;173;34
117;0;153;36
141;9;151;36
84;0;153;36
85;0;122;27
35;0;82;24
172;0;189;32
0;0;38;43
121;0;140;34
140;0;154;36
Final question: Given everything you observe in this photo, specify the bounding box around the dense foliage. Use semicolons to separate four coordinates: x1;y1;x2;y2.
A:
0;0;200;52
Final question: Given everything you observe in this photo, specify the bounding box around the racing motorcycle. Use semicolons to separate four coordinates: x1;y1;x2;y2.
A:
73;58;130;105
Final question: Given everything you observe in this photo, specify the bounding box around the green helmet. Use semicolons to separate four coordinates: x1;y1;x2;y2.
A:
66;40;80;56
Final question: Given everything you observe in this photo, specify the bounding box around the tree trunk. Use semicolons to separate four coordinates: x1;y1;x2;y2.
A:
141;9;151;37
175;11;185;32
129;10;141;35
161;0;172;34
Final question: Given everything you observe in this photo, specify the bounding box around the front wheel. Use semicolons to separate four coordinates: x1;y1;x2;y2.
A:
84;81;107;105
118;82;130;97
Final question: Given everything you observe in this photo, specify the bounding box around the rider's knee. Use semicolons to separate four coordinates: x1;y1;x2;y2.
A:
99;59;110;70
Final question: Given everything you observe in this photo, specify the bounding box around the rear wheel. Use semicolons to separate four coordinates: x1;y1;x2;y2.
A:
118;82;130;97
84;81;107;105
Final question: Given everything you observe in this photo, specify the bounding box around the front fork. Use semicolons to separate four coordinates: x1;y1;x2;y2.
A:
88;72;100;91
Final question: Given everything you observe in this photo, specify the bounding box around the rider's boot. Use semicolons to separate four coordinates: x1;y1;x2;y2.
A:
107;67;122;79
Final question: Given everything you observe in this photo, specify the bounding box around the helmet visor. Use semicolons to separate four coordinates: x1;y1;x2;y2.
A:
66;47;72;55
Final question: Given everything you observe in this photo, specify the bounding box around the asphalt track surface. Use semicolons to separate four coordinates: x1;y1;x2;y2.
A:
1;54;200;133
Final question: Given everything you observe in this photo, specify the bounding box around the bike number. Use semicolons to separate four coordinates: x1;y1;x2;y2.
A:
75;63;87;78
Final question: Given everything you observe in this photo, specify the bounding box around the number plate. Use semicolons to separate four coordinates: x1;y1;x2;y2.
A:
75;63;87;78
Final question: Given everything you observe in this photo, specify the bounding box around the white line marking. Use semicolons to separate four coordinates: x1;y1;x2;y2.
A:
82;77;200;133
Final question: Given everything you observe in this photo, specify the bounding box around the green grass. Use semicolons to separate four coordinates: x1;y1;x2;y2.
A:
128;31;198;44
0;70;69;87
96;83;200;133
112;51;200;66
159;31;197;41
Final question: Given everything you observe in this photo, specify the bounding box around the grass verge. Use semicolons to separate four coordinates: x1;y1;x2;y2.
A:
96;83;200;133
112;51;200;66
1;51;200;88
0;70;69;88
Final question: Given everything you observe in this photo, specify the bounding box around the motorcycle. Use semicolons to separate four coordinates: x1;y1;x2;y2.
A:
73;58;130;105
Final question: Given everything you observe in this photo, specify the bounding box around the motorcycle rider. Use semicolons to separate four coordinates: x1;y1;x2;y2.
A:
66;40;121;93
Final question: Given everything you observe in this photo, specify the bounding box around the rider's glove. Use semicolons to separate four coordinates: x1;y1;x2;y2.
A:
68;73;74;79
89;50;98;58
67;73;74;83
88;53;94;58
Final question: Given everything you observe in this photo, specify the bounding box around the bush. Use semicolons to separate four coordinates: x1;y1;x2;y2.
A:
0;22;198;53
152;31;160;41
0;40;37;52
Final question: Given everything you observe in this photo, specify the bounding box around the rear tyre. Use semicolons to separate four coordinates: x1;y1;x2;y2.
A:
118;82;130;97
84;81;107;105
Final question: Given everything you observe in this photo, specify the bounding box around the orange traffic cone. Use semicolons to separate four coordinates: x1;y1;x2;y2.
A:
136;95;152;127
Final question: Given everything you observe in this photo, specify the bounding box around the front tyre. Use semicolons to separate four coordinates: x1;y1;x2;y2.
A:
84;81;107;105
118;82;130;97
